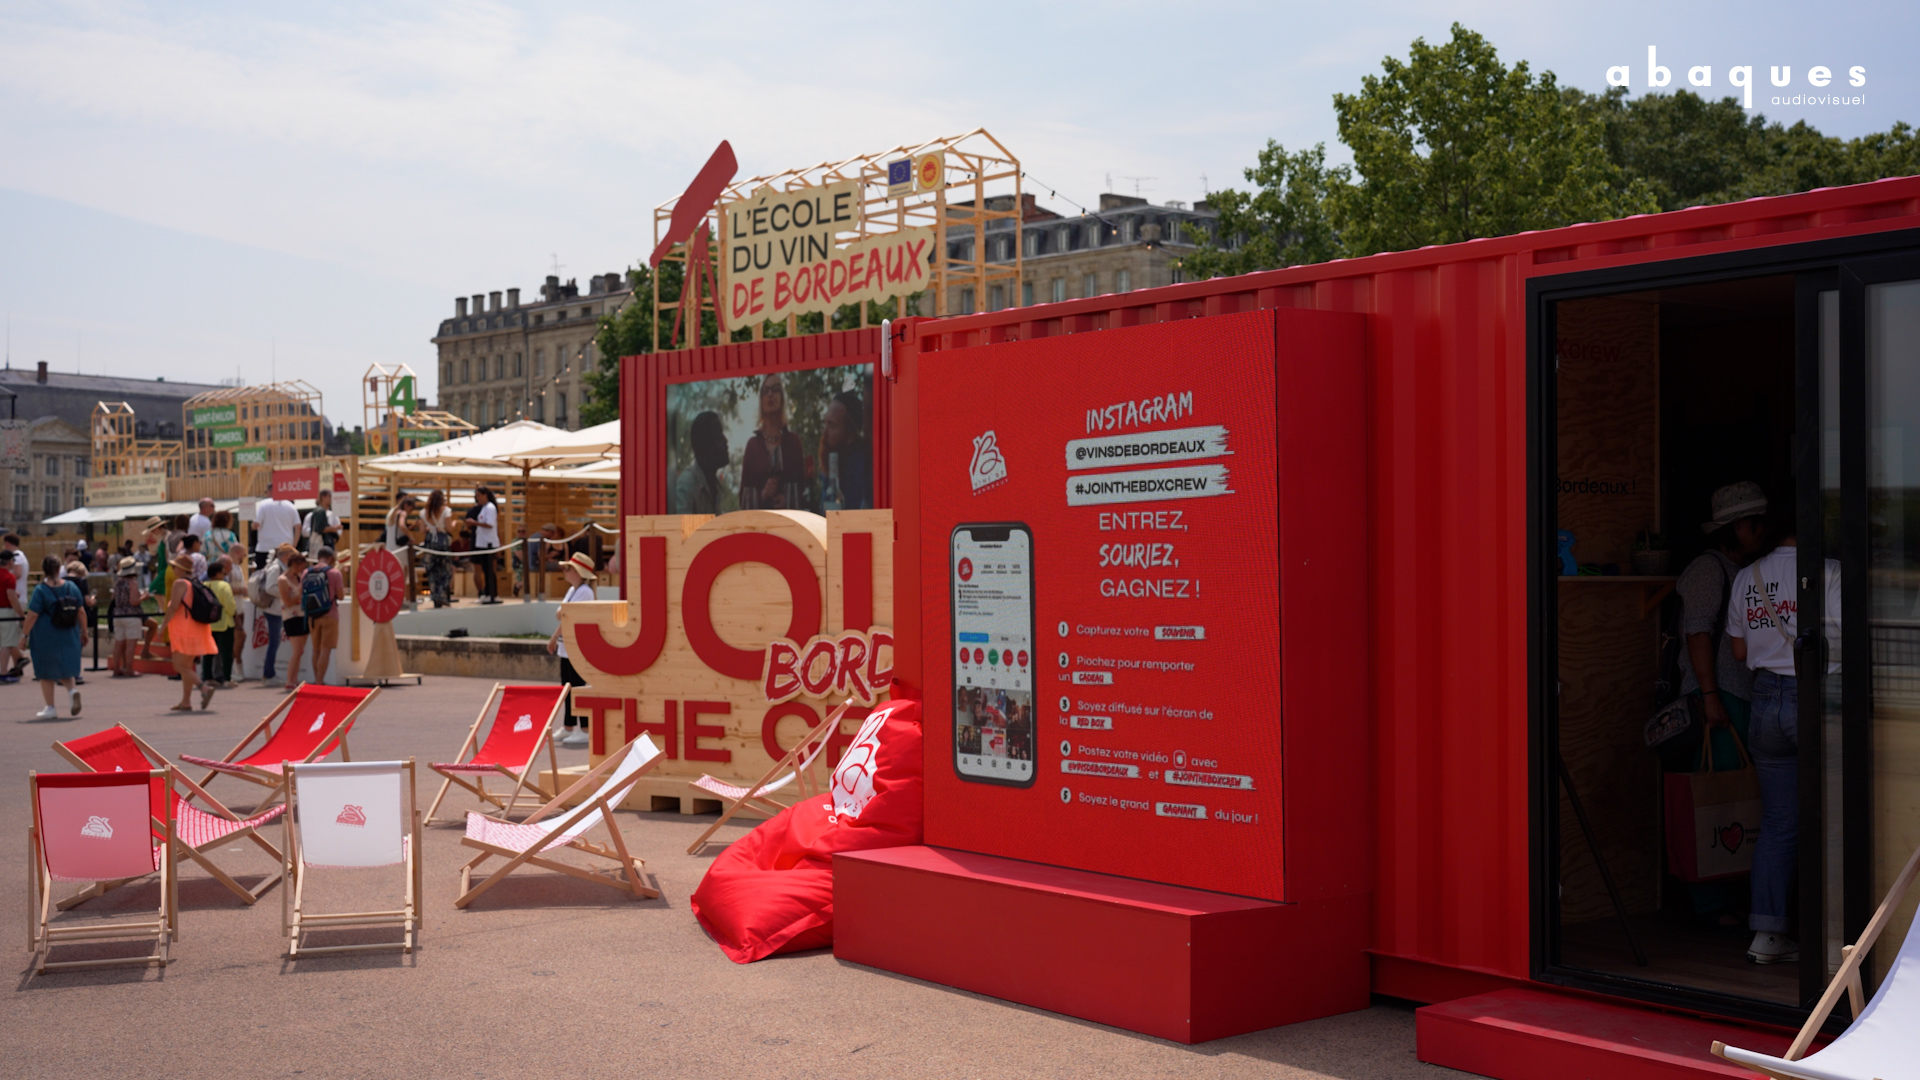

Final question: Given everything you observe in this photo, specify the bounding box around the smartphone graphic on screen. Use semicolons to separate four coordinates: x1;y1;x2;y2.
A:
951;523;1037;787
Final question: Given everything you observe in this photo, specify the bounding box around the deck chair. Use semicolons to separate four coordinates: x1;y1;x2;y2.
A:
29;770;178;974
685;702;847;854
1712;839;1920;1079
455;735;664;909
282;759;421;958
423;683;563;825
55;725;285;906
182;685;380;803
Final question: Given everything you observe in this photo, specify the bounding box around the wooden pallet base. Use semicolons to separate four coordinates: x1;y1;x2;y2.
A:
535;768;779;820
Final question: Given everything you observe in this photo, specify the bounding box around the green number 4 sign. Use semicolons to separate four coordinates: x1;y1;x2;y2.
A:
388;375;417;415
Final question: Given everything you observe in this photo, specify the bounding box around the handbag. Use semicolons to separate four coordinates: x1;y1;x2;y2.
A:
1663;726;1762;882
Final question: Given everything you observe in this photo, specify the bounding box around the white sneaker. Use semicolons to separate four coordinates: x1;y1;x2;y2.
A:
1748;932;1799;964
69;689;80;716
560;728;589;748
33;705;56;720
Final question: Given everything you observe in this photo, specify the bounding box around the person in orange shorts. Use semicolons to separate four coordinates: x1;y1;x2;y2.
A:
161;553;217;711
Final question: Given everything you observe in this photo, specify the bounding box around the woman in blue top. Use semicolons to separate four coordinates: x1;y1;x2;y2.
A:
22;555;87;720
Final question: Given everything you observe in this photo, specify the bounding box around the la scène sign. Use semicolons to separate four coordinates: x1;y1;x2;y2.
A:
562;510;894;787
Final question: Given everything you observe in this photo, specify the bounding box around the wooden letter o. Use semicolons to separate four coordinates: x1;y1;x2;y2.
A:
683;533;821;681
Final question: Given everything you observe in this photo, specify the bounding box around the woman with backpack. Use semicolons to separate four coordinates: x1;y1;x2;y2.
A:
160;552;217;711
22;555;87;719
275;550;313;691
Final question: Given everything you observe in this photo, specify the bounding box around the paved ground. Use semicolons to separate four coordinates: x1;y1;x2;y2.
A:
2;672;1461;1080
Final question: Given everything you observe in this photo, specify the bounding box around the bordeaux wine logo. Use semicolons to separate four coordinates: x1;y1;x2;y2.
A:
1604;47;1867;109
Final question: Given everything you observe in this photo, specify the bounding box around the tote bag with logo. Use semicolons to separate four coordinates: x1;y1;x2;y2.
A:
1663;726;1762;882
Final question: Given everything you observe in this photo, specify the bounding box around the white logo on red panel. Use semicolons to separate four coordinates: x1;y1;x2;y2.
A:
308;712;327;734
969;431;1008;494
80;815;113;839
512;715;533;733
335;805;367;827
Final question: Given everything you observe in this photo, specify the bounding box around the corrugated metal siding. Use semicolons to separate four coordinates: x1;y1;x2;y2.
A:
618;177;1920;985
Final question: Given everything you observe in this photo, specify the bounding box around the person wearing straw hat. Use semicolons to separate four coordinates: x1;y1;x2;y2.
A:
547;551;598;748
160;552;217;711
108;556;147;678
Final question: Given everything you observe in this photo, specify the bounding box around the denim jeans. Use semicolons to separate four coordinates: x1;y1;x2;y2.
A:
1749;669;1799;934
261;613;283;681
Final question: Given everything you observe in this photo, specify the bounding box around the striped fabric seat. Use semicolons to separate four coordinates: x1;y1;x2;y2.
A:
462;814;552;853
180;755;285;776
176;801;284;849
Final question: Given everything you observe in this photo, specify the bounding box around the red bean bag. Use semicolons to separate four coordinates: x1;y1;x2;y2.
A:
691;700;922;963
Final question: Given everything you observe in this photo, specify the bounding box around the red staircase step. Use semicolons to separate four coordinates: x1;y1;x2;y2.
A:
1417;988;1801;1080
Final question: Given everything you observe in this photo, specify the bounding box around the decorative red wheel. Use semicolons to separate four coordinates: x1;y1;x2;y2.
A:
355;547;405;624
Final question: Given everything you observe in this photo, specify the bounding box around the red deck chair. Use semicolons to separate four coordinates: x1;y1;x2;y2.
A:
181;685;380;802
29;769;178;973
423;683;563;825
55;725;285;906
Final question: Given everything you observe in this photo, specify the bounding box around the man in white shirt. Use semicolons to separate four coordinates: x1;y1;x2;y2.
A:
473;485;501;604
252;481;300;570
1726;530;1840;968
188;498;215;539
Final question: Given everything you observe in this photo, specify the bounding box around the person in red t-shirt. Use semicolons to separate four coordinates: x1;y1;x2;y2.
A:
0;562;17;684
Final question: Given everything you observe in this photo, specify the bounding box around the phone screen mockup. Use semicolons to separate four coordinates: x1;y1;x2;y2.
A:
951;523;1037;786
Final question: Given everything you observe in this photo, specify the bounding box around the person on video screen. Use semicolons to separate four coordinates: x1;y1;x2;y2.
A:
740;372;805;510
675;410;736;515
819;390;871;511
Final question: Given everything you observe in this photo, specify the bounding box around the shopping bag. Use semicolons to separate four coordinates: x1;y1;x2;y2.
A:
1663;727;1761;882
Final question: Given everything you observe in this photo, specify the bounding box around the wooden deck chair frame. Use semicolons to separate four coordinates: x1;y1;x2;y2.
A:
1713;838;1920;1078
455;738;664;909
194;686;381;802
423;682;563;825
29;769;179;974
686;702;849;855
53;725;285;908
282;758;422;959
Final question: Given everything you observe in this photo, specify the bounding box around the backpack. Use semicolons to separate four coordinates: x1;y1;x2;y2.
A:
301;566;334;618
248;561;280;608
42;583;81;630
187;580;220;624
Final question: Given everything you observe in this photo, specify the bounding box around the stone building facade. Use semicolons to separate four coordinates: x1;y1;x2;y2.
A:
431;272;632;431
942;193;1219;315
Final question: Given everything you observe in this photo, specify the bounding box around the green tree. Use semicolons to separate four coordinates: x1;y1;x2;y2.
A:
1180;141;1346;278
1330;23;1656;256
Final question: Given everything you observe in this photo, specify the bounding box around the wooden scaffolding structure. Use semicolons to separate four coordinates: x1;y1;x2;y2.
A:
652;128;1022;348
180;382;327;482
362;363;475;457
90;402;182;480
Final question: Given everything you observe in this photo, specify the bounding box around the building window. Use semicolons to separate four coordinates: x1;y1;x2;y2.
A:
42;456;58;478
1117;269;1132;293
1082;273;1097;298
1171;264;1186;284
535;349;545;377
959;287;976;315
495;355;505;380
461;358;470;383
12;485;26;517
556;392;569;427
43;486;57;518
513;353;523;377
1059;228;1073;253
71;486;82;511
73;457;89;478
533;395;544;422
989;284;1006;311
1121;219;1135;243
1051;278;1066;304
1022;282;1033;307
442;361;452;384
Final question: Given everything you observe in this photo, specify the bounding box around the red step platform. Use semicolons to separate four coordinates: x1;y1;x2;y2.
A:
1417;989;1806;1080
833;845;1368;1044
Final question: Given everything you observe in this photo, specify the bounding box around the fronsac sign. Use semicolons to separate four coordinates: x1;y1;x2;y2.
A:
721;181;932;325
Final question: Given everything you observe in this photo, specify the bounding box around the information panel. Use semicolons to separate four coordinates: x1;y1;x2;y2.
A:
920;310;1286;900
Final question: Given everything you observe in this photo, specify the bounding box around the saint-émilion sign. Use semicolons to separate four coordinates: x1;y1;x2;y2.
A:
720;180;933;326
188;404;239;429
84;473;170;507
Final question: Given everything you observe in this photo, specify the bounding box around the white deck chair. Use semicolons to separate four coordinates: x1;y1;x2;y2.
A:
1713;839;1920;1080
455;735;663;908
685;702;847;854
282;759;421;959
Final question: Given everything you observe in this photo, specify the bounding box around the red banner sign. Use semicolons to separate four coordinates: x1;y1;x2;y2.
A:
272;467;320;501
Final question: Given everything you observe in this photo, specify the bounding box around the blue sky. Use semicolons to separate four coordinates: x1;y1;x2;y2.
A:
1;1;1915;424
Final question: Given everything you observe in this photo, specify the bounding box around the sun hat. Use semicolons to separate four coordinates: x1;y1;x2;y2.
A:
142;516;167;532
169;553;195;573
116;557;138;577
64;561;88;580
565;552;598;581
1702;481;1768;533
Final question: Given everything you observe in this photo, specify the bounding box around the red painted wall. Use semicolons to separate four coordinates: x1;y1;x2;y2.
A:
623;175;1920;996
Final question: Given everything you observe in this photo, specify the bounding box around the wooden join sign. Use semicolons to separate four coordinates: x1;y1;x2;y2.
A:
562;510;894;785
